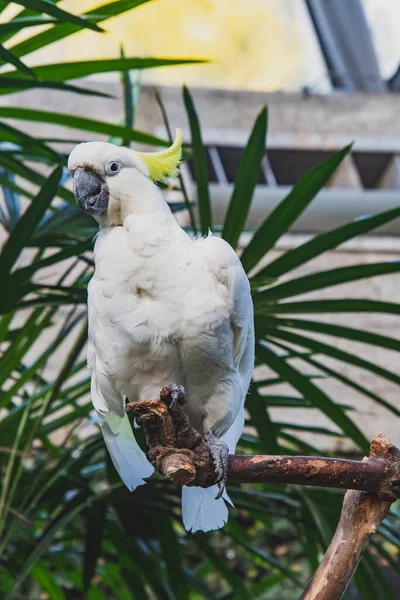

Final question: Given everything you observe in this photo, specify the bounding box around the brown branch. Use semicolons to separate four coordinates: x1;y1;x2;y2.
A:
127;392;400;500
126;390;400;600
300;434;399;600
300;490;391;600
228;442;400;500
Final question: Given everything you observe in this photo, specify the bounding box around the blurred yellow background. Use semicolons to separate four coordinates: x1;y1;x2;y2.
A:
3;0;400;92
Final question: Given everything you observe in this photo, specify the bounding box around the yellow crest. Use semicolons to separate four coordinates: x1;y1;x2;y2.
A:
133;129;183;183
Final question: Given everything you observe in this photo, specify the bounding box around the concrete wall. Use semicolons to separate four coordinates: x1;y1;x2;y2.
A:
3;84;400;148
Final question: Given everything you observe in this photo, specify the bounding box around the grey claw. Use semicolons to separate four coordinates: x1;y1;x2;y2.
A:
204;432;229;499
164;383;186;408
215;481;226;500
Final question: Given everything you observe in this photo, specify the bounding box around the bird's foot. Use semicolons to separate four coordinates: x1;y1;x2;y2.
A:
162;383;187;409
204;432;229;500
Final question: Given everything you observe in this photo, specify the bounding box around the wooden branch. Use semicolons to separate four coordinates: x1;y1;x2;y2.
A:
229;449;399;500
300;489;391;600
126;390;400;600
127;391;400;500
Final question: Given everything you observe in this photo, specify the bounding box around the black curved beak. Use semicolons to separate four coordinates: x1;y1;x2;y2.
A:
73;167;109;215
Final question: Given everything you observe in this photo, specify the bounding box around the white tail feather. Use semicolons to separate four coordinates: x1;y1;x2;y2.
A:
182;485;230;533
101;411;154;491
181;408;245;533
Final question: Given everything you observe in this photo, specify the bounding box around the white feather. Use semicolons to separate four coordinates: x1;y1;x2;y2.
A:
182;408;244;533
91;366;154;490
101;411;154;490
182;486;229;533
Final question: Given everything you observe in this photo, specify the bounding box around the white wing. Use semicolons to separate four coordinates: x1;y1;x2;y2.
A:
89;345;154;491
182;235;254;534
197;233;255;402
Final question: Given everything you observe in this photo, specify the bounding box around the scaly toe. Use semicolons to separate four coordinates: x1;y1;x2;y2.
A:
204;432;229;498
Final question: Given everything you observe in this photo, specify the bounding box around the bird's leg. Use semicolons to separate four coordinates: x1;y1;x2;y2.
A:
162;383;187;409
204;431;229;499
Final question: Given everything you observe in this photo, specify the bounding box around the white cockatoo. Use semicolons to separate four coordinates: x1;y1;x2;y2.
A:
68;131;254;533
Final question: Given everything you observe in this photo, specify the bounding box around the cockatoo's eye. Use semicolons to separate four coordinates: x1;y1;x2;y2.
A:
106;161;121;176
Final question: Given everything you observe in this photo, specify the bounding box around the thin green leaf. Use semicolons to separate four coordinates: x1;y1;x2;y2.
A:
297;489;332;548
0;170;21;230
279;431;322;455
0;16;56;35
0;165;61;282
193;536;252;600
0;77;113;97
3;57;205;82
254;206;400;280
256;342;369;452
265;298;400;315
120;45;133;145
83;501;107;592
0;392;32;540
354;560;382;600
40;402;91;436
255;261;400;302
154;89;197;233
362;551;396;600
240;144;352;273
297;353;400;418
6;492;105;600
6;1;155;59
246;386;279;453
0;312;12;345
265;327;400;388
297;520;320;574
250;573;286;598
371;538;400;575
0;106;169;147
276;422;343;437
10;1;104;33
0;44;36;78
259;316;400;353
10;239;92;283
30;564;66;600
259;395;323;408
0;172;33;202
222;106;267;248
0;309;54;387
0;121;60;161
183;85;211;234
151;515;188;600
0;154;73;204
227;520;301;586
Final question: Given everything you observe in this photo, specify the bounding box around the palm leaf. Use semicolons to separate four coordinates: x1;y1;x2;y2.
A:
256;342;369;452
267;298;400;315
183;85;211;234
241;145;352;273
9;1;104;33
4;1;154;59
258;316;400;353
0;165;62;281
264;327;400;387
3;57;205;81
0;44;36;78
222;106;267;248
0;106;169;147
254;206;400;280
255;262;400;302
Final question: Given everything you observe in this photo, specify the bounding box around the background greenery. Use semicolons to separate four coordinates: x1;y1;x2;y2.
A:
0;3;399;599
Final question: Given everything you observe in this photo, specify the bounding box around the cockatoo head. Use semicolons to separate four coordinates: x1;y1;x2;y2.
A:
68;130;182;226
